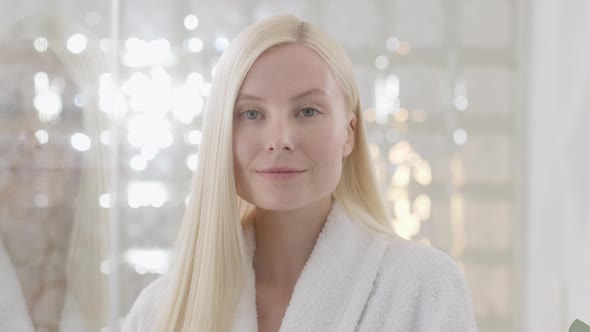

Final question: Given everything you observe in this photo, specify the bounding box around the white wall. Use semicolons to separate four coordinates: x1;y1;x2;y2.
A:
526;0;590;330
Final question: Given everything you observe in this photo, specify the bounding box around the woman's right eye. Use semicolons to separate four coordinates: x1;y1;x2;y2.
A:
241;110;261;120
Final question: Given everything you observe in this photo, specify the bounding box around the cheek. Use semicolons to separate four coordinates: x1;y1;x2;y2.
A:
305;126;346;169
232;129;255;170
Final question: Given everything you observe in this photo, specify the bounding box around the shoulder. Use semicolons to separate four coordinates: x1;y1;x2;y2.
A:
122;275;168;332
380;237;465;282
374;237;477;331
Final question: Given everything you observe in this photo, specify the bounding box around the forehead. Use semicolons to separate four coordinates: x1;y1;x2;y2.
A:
238;43;341;98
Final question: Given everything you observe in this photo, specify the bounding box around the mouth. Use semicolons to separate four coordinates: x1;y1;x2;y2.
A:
256;168;307;180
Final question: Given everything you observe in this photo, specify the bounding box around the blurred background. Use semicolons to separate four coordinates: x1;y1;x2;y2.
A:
0;0;588;331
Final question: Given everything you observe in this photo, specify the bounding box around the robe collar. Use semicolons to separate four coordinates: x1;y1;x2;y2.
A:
231;199;389;332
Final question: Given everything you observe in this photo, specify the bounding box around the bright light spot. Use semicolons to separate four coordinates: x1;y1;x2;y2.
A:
126;67;172;114
393;108;409;123
124;248;170;274
99;193;112;208
200;82;211;97
172;85;204;124
453;128;468;145
368;143;380;160
84;12;101;26
100;131;111;145
124;38;174;67
127;181;168;208
34;91;62;122
34;72;49;92
374;76;400;123
100;260;110;274
386;188;407;202
122;72;150;96
67;33;88;54
411;109;428;123
125;37;140;50
413;195;431;220
185;195;190;206
98;73;128;117
386;37;400;52
364;108;376;122
386;75;400;99
397;41;411;55
186;154;198;171
33;37;48;52
388;141;412;165
395;201;412;220
394;196;411;218
184;14;199;30
127;115;173;148
393;214;421;240
413;160;432;186
392;164;411;187
185;130;202;145
375;55;389;70
151;39;171;53
34;130;49;144
454;95;469;111
70;133;91;151
187;37;203;53
214;37;229;52
130;155;147;171
35;193;48;208
186;72;204;87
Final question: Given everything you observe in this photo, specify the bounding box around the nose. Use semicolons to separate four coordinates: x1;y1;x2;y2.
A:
265;117;295;152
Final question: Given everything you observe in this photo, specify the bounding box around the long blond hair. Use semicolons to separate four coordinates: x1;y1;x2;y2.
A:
156;14;397;332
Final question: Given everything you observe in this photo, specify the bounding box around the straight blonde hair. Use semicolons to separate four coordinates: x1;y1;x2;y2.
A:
155;14;397;332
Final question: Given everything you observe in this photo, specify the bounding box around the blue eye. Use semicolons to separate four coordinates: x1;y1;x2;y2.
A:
299;107;319;117
242;110;261;120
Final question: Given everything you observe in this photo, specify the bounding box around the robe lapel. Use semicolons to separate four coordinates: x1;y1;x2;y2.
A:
231;200;389;332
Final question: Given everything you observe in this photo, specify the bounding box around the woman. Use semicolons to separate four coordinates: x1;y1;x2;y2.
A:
125;14;477;332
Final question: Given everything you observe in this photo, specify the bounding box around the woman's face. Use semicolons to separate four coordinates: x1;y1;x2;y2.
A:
232;43;356;211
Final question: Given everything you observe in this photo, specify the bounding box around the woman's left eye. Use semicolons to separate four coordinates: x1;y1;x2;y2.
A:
298;107;320;117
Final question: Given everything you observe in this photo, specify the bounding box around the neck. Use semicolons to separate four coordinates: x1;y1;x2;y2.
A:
252;196;333;291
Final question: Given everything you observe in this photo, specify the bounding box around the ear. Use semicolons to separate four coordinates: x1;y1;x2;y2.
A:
342;113;357;158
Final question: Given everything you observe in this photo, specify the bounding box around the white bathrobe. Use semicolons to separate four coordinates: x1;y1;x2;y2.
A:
124;200;477;331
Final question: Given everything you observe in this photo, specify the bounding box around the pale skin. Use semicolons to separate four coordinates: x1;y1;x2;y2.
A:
232;43;356;331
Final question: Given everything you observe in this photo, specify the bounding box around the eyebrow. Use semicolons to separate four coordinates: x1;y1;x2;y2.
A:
236;88;331;103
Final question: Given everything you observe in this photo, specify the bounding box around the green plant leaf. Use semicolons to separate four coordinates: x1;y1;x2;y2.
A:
569;319;590;332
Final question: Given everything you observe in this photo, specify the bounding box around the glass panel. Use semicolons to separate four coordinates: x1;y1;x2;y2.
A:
0;1;526;331
0;4;113;331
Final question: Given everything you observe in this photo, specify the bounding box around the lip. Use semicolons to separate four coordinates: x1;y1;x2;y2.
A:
256;167;307;180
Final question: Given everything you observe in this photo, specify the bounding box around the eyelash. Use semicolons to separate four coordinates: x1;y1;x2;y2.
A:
239;107;321;120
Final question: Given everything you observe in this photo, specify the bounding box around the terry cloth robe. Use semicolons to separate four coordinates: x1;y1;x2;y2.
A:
124;200;478;331
0;235;35;332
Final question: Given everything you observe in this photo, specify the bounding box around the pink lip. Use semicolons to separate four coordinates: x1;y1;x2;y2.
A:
256;167;307;180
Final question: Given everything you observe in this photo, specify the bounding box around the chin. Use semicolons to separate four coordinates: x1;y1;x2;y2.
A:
248;194;310;212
